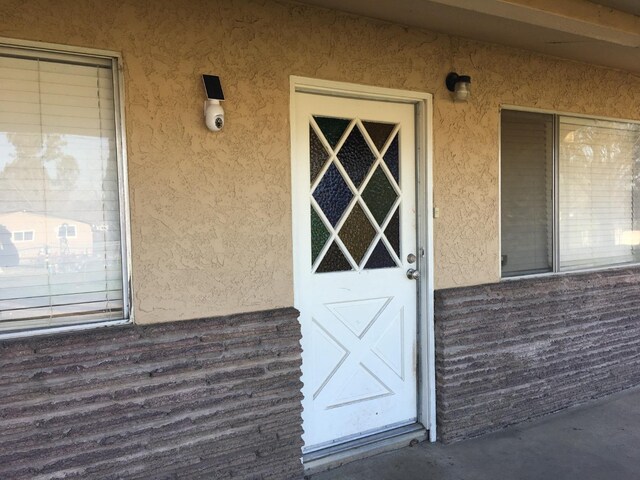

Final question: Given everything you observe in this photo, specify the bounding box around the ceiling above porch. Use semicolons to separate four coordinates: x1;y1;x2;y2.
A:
296;0;640;75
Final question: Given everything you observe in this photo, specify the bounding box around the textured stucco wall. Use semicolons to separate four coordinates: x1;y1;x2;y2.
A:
0;0;639;322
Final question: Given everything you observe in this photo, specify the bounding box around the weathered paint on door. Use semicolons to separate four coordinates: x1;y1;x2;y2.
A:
292;92;418;452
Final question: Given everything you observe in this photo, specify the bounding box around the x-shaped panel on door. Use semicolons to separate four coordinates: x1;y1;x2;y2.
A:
309;295;406;411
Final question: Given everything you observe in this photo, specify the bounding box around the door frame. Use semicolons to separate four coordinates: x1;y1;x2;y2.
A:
289;76;436;443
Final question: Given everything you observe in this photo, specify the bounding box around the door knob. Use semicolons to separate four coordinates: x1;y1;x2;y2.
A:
406;268;420;280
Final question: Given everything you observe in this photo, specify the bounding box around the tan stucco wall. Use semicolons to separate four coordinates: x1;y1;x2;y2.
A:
1;0;639;323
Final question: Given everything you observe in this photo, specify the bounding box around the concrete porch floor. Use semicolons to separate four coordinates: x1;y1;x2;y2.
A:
310;386;640;480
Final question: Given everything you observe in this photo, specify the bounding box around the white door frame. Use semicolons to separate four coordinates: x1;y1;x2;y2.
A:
289;76;436;443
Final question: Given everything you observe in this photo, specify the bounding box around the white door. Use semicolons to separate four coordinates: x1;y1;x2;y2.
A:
292;92;418;453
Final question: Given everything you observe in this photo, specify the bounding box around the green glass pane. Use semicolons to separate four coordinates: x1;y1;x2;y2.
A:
384;208;400;256
338;202;376;265
311;206;330;265
362;121;395;154
316;241;352;273
314;116;350;149
310;125;329;184
362;166;398;225
364;240;396;269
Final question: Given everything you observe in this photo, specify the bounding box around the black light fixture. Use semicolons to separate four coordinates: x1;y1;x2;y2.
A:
446;72;471;102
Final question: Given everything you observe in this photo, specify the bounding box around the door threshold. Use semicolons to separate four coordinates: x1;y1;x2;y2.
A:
303;424;427;476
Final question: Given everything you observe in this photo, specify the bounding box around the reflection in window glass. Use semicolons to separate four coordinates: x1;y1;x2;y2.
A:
0;47;127;334
559;117;640;271
501;109;640;276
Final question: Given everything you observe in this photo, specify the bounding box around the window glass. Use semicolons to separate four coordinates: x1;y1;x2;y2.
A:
501;110;554;277
559;117;640;270
501;109;640;277
0;46;127;333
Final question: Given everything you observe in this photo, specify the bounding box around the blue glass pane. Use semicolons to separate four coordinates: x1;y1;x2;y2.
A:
338;125;376;188
310;126;329;184
317;241;352;273
364;240;396;269
314;116;350;150
313;162;353;227
363;121;395;154
384;134;399;183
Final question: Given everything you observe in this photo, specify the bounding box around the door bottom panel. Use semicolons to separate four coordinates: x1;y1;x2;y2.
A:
303;423;427;475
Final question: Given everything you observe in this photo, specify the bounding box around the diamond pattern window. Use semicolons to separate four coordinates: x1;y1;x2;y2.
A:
310;115;401;272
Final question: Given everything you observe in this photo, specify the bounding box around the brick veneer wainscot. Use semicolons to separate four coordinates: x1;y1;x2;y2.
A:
0;308;303;479
435;267;640;443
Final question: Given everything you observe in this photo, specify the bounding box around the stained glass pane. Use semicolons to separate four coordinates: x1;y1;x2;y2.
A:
337;125;376;188
363;121;395;153
317;241;352;273
362;166;397;226
310;125;329;184
384;134;399;183
364;240;396;269
313;162;353;227
311;206;330;265
314;116;350;149
339;202;376;265
384;208;400;256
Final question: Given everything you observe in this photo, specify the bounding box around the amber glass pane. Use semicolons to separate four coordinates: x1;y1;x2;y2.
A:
339;202;376;265
311;206;330;265
362;166;397;225
337;125;376;188
384;134;399;183
384;208;400;256
317;241;352;273
313;162;353;227
314;116;350;149
364;240;396;269
363;121;395;153
310;125;329;184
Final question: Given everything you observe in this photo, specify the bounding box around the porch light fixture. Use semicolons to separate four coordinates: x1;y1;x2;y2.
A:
202;74;225;131
446;72;471;102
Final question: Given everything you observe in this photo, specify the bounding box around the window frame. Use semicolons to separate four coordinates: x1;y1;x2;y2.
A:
57;224;77;239
0;37;132;339
13;230;35;242
499;105;640;281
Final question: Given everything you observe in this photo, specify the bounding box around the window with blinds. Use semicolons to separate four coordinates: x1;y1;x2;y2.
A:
501;109;640;277
501;110;553;276
559;117;640;270
0;44;129;334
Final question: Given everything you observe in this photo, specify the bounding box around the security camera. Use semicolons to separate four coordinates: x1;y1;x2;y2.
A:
202;74;225;132
204;99;224;131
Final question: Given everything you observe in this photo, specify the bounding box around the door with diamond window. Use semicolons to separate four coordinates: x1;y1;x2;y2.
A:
292;92;418;452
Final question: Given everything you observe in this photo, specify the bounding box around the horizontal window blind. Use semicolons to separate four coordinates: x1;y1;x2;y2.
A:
559;117;640;271
0;49;125;333
501;110;553;277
